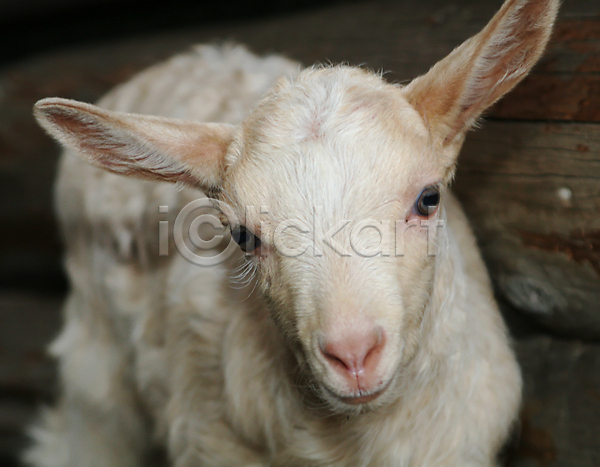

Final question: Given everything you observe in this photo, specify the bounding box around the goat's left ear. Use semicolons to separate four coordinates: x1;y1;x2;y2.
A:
405;0;558;150
34;98;235;192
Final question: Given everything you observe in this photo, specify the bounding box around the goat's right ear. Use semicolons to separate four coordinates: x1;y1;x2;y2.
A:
34;98;235;191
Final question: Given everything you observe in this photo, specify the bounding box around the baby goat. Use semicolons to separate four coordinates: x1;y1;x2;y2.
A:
27;0;557;465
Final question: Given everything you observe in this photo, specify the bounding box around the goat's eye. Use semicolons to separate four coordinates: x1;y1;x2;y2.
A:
415;186;441;217
231;225;261;252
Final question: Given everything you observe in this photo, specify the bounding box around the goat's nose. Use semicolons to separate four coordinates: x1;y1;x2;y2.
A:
320;327;385;380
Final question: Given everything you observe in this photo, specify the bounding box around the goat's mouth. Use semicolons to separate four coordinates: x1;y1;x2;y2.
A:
338;387;387;405
322;378;392;406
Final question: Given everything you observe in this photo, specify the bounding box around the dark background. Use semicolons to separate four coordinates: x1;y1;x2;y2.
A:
1;0;599;466
1;0;347;65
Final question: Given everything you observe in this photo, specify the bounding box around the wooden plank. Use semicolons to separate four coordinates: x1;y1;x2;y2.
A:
455;121;600;337
506;335;600;467
492;18;600;122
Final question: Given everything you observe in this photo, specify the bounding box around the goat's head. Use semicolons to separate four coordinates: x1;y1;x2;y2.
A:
35;0;557;412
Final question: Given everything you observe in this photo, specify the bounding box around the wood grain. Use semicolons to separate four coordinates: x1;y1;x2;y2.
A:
455;121;600;337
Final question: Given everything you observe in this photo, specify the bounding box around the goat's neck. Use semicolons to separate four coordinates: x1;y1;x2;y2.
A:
402;203;472;387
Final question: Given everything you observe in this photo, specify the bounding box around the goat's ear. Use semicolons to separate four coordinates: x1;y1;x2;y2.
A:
34;98;235;191
405;0;558;148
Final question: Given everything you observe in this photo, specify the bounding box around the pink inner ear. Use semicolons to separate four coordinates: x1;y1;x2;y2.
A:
39;105;182;180
35;98;236;190
43;106;97;139
40;103;128;154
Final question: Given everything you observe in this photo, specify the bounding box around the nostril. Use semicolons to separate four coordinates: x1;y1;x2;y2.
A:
320;327;386;376
322;350;351;371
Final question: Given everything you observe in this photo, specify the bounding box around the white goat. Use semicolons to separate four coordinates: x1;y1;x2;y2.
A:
26;0;557;465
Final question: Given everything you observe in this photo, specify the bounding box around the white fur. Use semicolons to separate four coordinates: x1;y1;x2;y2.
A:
25;1;558;465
